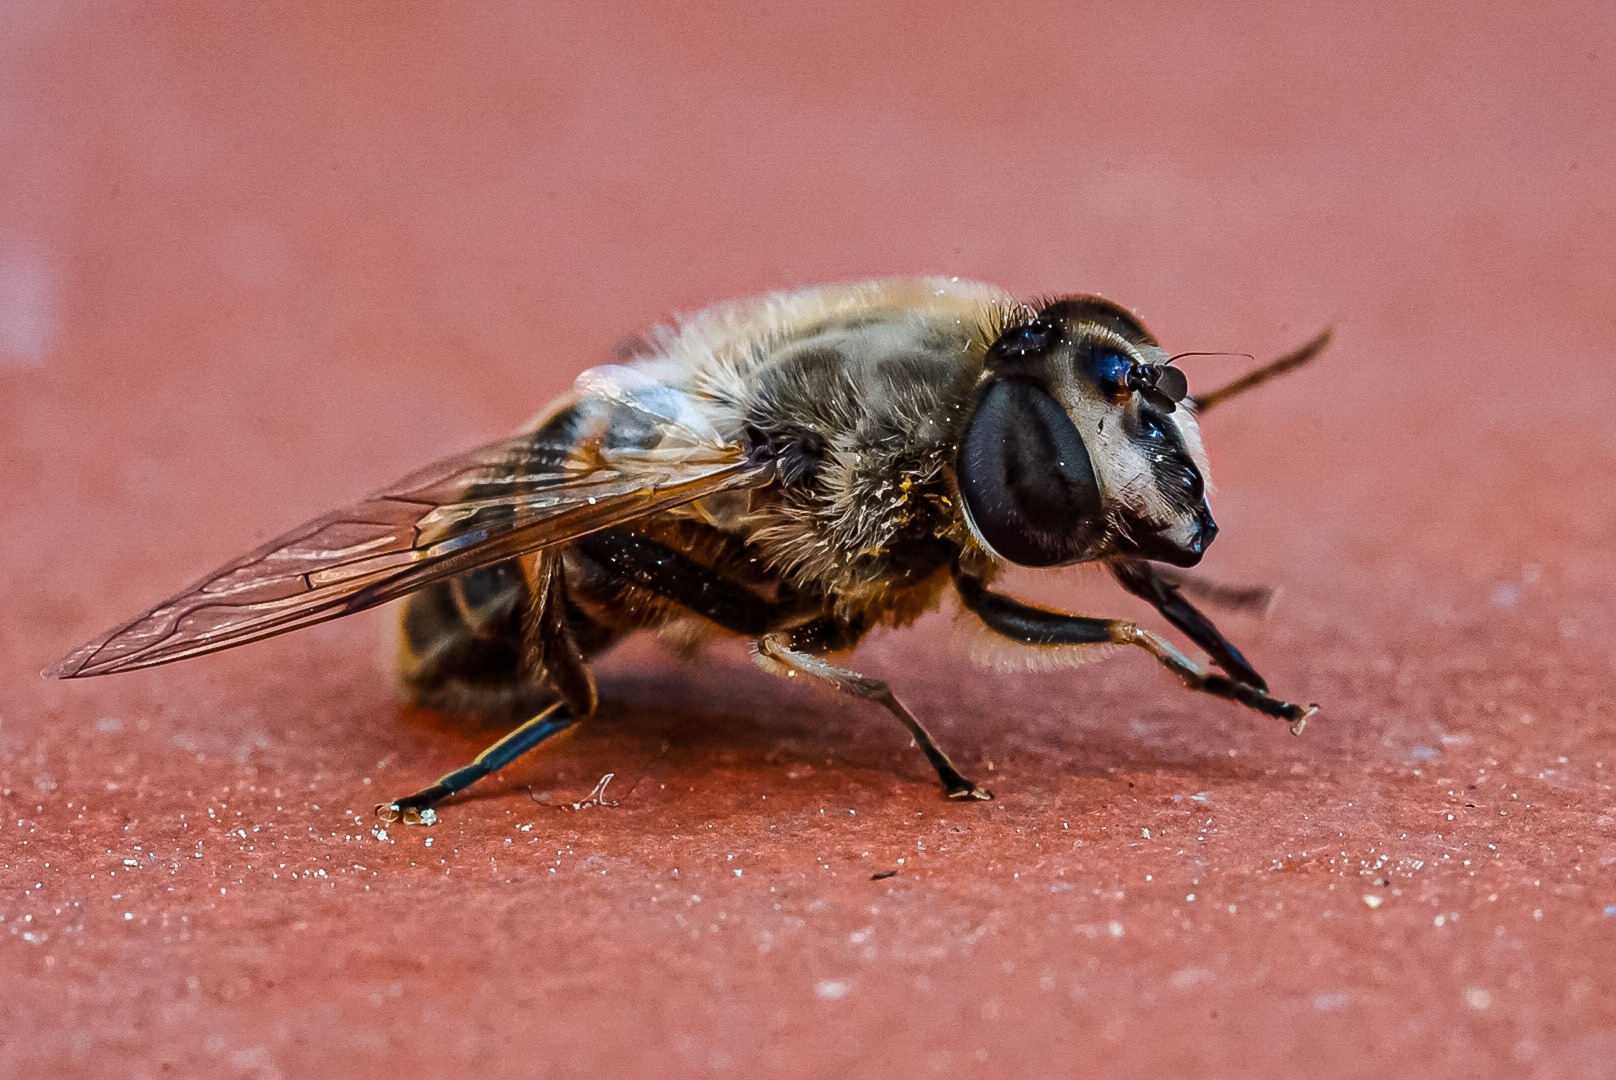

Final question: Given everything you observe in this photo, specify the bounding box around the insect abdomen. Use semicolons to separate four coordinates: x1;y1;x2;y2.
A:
397;560;551;721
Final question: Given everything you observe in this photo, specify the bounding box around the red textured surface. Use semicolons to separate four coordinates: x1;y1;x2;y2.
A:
4;4;1615;1077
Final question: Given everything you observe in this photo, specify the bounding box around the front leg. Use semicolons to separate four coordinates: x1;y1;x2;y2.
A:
755;621;992;801
953;563;1315;733
1109;558;1268;690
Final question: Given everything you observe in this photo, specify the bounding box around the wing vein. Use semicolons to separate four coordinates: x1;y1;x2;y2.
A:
48;420;771;678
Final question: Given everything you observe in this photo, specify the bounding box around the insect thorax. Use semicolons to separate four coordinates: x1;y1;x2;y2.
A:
728;317;985;620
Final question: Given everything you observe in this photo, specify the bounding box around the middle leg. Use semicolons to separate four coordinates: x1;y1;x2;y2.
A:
572;527;990;799
755;620;992;801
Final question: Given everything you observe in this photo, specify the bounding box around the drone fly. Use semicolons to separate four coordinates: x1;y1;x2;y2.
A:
48;278;1327;824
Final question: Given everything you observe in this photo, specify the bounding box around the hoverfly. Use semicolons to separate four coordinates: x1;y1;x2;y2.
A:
48;278;1327;824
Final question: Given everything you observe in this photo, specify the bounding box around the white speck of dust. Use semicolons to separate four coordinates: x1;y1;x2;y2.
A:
815;980;850;1000
0;241;58;368
1465;987;1492;1011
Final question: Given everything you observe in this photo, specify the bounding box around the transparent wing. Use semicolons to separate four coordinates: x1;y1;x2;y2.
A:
48;366;769;678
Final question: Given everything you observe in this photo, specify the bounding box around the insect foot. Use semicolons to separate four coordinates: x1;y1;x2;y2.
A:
375;801;437;827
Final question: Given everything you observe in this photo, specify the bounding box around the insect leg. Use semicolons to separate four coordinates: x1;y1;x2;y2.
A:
953;564;1315;733
1109;559;1268;689
380;553;603;826
1147;565;1274;615
560;529;987;798
755;625;992;801
570;528;777;636
377;702;577;825
525;552;598;716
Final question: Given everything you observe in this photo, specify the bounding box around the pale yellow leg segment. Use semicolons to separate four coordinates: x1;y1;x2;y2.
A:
755;633;992;800
1107;622;1315;734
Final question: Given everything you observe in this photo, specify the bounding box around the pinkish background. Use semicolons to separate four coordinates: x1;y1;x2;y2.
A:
4;3;1614;1078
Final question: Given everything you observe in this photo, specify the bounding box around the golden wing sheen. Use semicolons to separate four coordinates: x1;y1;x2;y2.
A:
48;379;769;679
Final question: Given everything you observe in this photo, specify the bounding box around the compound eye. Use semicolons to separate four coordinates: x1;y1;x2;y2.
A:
988;321;1059;366
957;379;1105;567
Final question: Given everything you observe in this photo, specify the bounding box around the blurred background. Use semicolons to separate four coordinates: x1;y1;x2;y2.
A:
4;3;1613;1078
6;2;1611;627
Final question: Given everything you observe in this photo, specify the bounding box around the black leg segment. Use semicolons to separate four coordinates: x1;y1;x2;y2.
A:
524;553;598;716
953;561;1315;731
377;701;577;825
571;528;780;636
953;565;1114;645
1109;558;1267;690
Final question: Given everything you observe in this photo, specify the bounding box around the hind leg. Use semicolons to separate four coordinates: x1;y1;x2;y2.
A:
383;556;606;823
377;701;578;825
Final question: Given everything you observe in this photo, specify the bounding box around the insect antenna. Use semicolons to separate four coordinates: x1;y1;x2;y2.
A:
1168;350;1255;363
1188;326;1333;415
